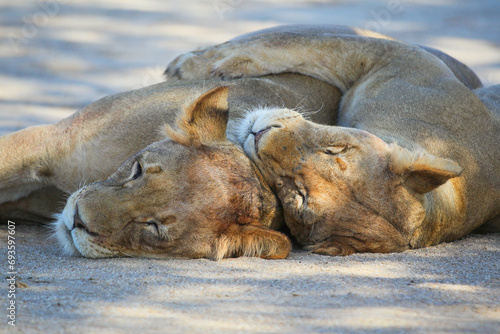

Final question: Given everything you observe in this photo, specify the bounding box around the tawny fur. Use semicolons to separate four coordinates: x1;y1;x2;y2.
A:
52;87;290;260
1;25;497;258
166;25;500;255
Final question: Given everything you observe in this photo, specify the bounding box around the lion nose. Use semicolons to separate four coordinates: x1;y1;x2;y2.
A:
72;210;99;237
252;127;272;152
72;207;100;236
73;209;87;230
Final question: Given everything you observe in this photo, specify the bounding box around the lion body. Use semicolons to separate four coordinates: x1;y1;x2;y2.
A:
0;74;340;222
168;25;500;254
1;25;498;257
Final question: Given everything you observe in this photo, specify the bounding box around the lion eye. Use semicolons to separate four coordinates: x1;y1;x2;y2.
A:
325;145;348;155
130;161;143;181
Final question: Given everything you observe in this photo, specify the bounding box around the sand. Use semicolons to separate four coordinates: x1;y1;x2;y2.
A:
1;225;499;333
1;0;499;333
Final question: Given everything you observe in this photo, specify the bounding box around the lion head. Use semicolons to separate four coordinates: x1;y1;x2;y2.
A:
235;108;462;256
54;87;290;260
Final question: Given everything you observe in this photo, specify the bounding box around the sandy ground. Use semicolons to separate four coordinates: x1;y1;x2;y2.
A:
1;0;499;333
1;225;499;334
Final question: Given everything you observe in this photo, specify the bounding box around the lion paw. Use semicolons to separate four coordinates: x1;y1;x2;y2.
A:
165;50;215;81
165;44;269;81
305;240;357;256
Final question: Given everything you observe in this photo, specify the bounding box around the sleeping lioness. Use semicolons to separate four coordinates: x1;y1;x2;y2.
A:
0;25;495;258
1;73;342;259
167;25;500;255
54;87;291;259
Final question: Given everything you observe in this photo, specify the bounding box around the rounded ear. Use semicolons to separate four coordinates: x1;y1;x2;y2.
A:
165;86;229;146
388;144;462;194
212;224;291;260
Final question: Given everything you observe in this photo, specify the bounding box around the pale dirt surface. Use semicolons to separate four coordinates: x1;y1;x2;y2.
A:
1;0;499;333
1;225;499;333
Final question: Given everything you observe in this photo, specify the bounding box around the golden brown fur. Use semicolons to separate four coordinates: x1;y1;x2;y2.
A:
167;25;500;255
0;73;341;224
54;87;291;259
1;25;495;259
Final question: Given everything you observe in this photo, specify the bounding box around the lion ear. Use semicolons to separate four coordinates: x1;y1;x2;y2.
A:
165;86;229;146
212;225;291;260
388;144;462;194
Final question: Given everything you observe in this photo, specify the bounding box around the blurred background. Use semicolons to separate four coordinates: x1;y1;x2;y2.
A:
1;0;499;135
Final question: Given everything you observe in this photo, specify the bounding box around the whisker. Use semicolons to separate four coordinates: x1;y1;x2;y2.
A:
299;103;324;120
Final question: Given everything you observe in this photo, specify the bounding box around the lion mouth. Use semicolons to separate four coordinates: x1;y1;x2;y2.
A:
53;210;80;256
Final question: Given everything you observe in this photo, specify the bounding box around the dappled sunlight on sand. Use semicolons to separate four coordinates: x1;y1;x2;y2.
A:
2;221;498;333
51;235;498;333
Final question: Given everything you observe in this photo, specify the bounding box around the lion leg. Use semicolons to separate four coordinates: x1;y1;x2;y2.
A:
0;119;120;205
0;124;68;204
166;30;388;90
212;224;292;260
305;232;409;257
166;25;483;95
166;27;457;94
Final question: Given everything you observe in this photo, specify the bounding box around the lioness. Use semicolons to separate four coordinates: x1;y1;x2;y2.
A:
54;87;292;259
0;25;492;258
167;25;500;255
1;73;342;259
